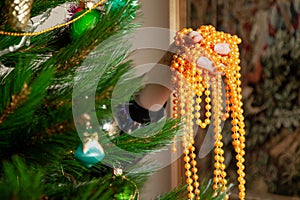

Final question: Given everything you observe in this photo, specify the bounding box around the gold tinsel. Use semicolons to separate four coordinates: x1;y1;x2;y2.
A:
0;83;30;124
5;0;34;30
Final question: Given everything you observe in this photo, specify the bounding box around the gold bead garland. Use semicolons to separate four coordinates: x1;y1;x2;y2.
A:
171;25;246;200
0;0;107;37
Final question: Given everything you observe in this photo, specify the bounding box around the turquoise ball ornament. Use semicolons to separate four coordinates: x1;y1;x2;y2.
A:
70;9;101;40
105;0;138;20
106;0;126;13
74;141;105;168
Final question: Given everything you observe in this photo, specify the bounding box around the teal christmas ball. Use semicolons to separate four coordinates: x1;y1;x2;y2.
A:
106;0;126;13
105;0;138;20
74;142;105;168
70;9;101;40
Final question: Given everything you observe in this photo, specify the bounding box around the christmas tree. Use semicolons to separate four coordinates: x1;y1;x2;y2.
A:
0;0;233;199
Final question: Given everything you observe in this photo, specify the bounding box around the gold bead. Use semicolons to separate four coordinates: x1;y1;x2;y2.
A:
185;170;192;177
238;184;245;192
194;188;201;195
192;174;199;181
240;157;245;163
214;148;221;154
204;118;211;124
232;133;240;139
186;178;193;184
221;178;228;185
237;169;244;175
200;123;207;128
214;162;221;169
224;113;230;119
239;192;246;199
194;112;201;118
191;167;198;173
205;111;212;117
219;149;224;155
195;105;201;110
205;97;211;103
214;155;220;161
184;156;190;162
239;129;246;135
231;112;238;118
219;156;225;163
239;172;246;178
215;141;223;147
231;118;238;125
187;185;194;192
236;154;243;160
236;162;243;168
213;177;220;183
233;140;241;147
220;163;226;170
190;153;196;159
225;194;230;200
214;169;221;176
240;179;246;185
188;193;195;199
190;160;197;167
183;149;189;154
240;150;246;156
239;121;245;128
238;143;245;150
238;176;244;183
196;98;202;103
212;184;219;190
185;163;191;169
173;106;178;111
189;146;196;152
235;147;241;154
221;171;227;178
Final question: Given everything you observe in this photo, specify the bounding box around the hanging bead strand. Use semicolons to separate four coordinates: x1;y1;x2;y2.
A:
178;72;195;200
211;74;227;192
233;70;246;200
186;77;201;199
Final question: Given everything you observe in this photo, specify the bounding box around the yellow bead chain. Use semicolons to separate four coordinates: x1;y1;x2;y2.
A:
211;74;227;191
228;70;246;200
0;0;107;37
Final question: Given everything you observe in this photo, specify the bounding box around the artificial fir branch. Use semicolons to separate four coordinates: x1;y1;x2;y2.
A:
0;0;226;199
0;83;30;123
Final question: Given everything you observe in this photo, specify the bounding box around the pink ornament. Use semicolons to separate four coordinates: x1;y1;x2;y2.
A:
214;43;231;55
189;31;203;43
196;56;215;73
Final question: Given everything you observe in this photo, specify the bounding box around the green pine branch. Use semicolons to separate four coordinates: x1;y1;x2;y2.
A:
157;179;232;200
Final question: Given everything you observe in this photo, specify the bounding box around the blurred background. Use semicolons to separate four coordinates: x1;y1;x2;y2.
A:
136;0;300;199
187;0;300;199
